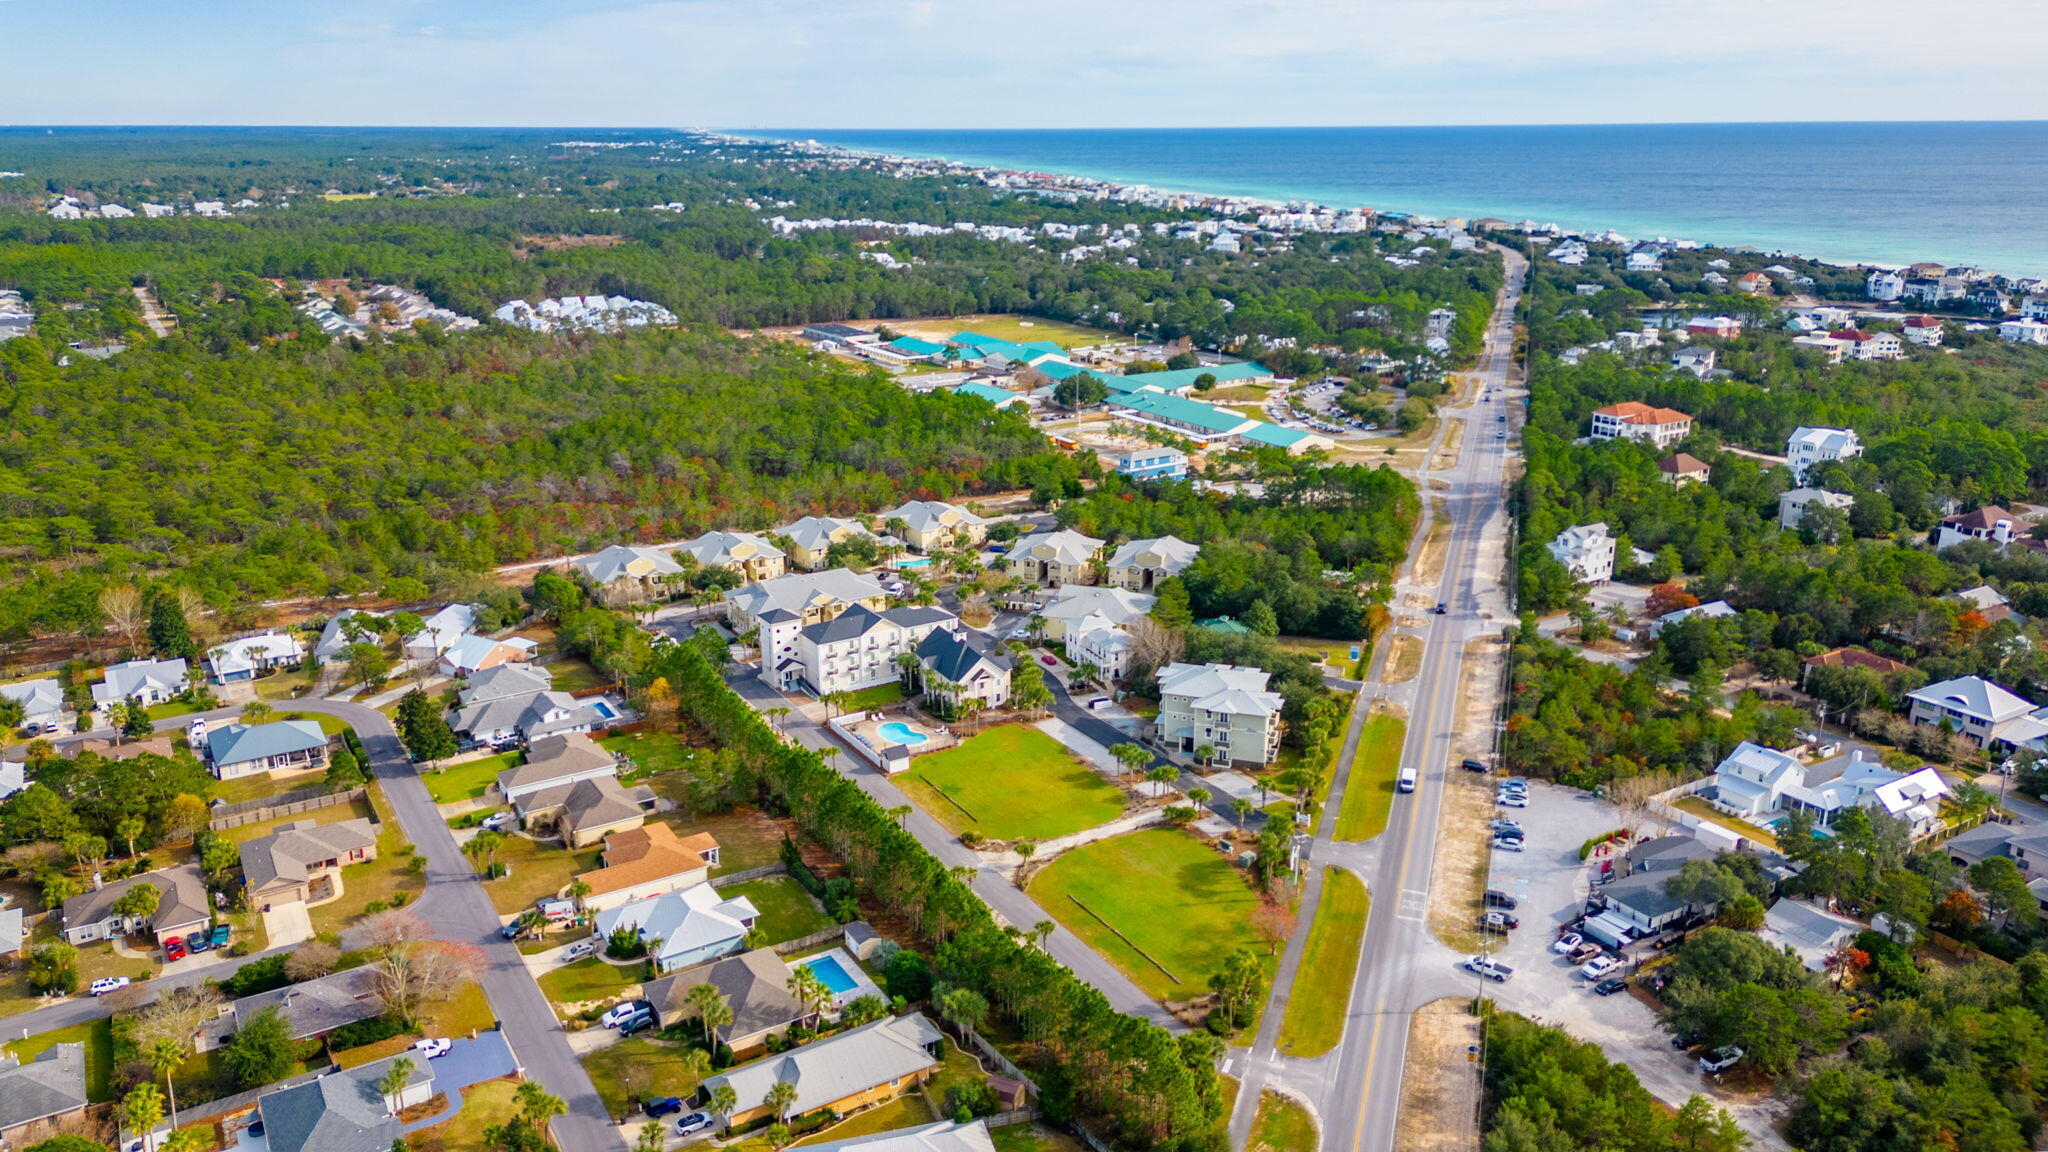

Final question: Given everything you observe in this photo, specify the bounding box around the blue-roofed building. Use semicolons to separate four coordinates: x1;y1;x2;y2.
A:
953;380;1028;409
1031;359;1089;382
1111;446;1189;481
206;719;331;780
885;336;947;359
1238;422;1333;454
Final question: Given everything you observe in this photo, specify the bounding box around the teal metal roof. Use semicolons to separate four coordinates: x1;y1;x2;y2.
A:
954;381;1025;407
886;336;946;356
1237;422;1317;448
1115;361;1275;394
1195;616;1254;635
1032;360;1087;380
1117;392;1254;435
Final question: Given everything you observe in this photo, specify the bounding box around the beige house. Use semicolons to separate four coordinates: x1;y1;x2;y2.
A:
1008;529;1105;585
701;1013;946;1129
1157;662;1284;767
876;500;988;553
575;824;720;913
60;865;211;945
240;818;379;910
1036;584;1154;642
643;949;808;1053
500;732;655;847
576;544;684;603
723;569;892;689
774;517;876;571
1106;535;1199;591
678;531;787;583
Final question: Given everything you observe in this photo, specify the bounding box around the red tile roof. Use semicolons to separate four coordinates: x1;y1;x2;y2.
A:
1593;401;1691;426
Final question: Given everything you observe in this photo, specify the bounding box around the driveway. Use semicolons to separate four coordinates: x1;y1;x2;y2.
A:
403;1030;523;1132
261;903;313;948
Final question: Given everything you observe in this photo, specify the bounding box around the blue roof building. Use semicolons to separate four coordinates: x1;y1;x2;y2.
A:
953;381;1027;409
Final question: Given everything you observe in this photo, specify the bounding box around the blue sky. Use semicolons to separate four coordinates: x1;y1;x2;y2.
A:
3;0;2042;128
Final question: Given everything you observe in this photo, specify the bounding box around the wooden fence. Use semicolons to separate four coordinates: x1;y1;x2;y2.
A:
710;862;789;887
210;786;366;831
770;925;848;956
961;1026;1039;1094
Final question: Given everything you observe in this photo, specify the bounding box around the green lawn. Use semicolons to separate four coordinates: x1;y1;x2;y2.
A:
1278;869;1369;1058
251;663;321;702
1247;1090;1317;1152
539;957;643;1007
792;1095;935;1147
413;1078;522;1152
680;809;793;877
840;682;904;711
310;788;428;935
1027;828;1269;1002
720;876;834;946
11;1017;116;1101
1334;714;1405;842
482;837;603;916
425;752;521;804
548;658;609;693
213;769;324;806
894;314;1113;350
600;731;694;777
224;794;378;846
334;986;495;1069
582;1037;710;1116
989;1125;1086;1152
899;725;1125;841
146;699;202;721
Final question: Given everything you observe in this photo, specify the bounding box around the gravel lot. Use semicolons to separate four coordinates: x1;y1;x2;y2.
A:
1477;781;1793;1148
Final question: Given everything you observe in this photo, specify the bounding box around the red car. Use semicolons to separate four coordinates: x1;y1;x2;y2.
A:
164;937;187;962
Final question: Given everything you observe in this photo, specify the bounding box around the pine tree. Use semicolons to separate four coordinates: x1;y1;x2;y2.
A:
146;587;196;661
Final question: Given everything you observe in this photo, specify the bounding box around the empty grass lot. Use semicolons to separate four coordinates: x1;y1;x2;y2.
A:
599;731;693;776
482;837;603;915
539;957;642;1006
582;1036;711;1116
425;752;521;804
889;314;1113;349
548;658;609;693
989;1126;1086;1152
1277;868;1369;1058
898;725;1125;841
839;681;904;711
1335;714;1406;842
720;875;834;946
1248;1091;1318;1152
411;1078;522;1152
1027;828;1267;1002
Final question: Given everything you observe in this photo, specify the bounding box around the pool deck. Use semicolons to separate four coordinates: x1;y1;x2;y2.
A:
790;946;886;1008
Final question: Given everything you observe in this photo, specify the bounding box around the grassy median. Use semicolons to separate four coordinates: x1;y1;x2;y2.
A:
1334;713;1406;841
1277;867;1369;1058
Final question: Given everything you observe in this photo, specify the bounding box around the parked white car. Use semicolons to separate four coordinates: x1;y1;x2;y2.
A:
89;977;130;997
600;1001;647;1028
1580;955;1623;981
413;1038;452;1059
1550;932;1583;955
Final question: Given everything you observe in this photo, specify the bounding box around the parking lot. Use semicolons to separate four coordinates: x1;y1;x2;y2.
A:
1477;781;1792;1147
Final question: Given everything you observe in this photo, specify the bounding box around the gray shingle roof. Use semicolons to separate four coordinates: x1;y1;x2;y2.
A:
702;1012;944;1120
0;1043;88;1130
229;964;384;1040
61;864;211;935
644;948;806;1040
239;819;378;896
257;1053;433;1152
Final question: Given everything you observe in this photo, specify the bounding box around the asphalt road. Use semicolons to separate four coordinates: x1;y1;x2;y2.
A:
49;701;624;1152
1225;247;1528;1152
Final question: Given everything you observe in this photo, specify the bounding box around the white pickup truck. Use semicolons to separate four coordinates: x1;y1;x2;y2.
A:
1464;955;1514;983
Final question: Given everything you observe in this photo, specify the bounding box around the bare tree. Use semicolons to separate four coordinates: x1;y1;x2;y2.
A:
362;909;482;1028
1127;616;1184;674
101;585;144;650
128;983;225;1057
1607;770;1679;841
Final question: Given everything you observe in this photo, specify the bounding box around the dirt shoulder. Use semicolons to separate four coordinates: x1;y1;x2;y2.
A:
1394;998;1482;1152
1429;633;1508;954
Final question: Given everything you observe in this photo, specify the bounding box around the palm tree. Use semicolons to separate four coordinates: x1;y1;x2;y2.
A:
515;1083;566;1130
887;805;912;827
462;829;505;875
1194;743;1216;768
786;967;831;1022
147;1038;187;1130
1032;920;1055;950
1188;787;1212;808
1231;798;1254;830
1109;742;1151;783
378;1058;417;1116
687;983;733;1051
1146;765;1177;798
762;1080;799;1124
709;1084;738;1128
894;652;922;692
566;880;593;910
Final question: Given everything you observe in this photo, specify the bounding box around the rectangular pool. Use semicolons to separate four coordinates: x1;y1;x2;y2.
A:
797;954;860;996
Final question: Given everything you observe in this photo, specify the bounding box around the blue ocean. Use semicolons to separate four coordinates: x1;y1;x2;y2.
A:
749;123;2048;280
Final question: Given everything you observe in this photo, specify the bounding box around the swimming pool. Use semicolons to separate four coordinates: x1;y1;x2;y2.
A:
895;557;932;569
797;954;860;996
877;721;930;746
590;701;617;719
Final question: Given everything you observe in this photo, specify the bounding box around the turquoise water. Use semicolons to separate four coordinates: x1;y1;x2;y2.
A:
751;123;2048;279
877;720;929;746
797;953;859;995
895;557;932;569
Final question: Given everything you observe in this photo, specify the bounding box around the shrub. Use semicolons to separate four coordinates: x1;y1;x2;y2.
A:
324;1014;409;1052
884;949;932;1002
217;953;291;998
944;1082;998;1119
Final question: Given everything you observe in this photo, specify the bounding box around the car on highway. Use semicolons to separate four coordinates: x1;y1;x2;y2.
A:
601;1001;649;1029
1592;977;1628;996
1491;835;1525;852
674;1112;714;1137
1550;932;1582;954
1463;955;1514;983
642;1097;684;1118
1495;792;1528;808
413;1038;452;1059
89;977;130;996
1580;955;1623;980
1698;1046;1744;1074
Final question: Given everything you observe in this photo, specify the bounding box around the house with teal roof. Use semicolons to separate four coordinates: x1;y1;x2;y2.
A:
1115;392;1256;438
1031;359;1090;382
953;380;1028;409
1238;422;1331;453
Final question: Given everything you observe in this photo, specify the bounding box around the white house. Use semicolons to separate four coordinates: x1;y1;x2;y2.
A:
723;569;891;681
1905;675;2038;747
915;628;1014;711
1866;269;1905;301
1650;599;1736;636
593;884;760;973
1709;742;1951;838
1936;505;2023;550
1828;330;1905;361
1545;523;1616;584
0;679;66;732
1670;347;1717;378
1902;316;1945;346
1758;900;1863;971
793;604;954;696
91;658;189;710
1779;488;1854;531
2000;319;2048;346
1785;427;1862;483
1589;402;1692;448
401;604;478;661
1157;662;1283;767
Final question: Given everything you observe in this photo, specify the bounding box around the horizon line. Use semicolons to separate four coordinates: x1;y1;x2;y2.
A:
3;118;2048;133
